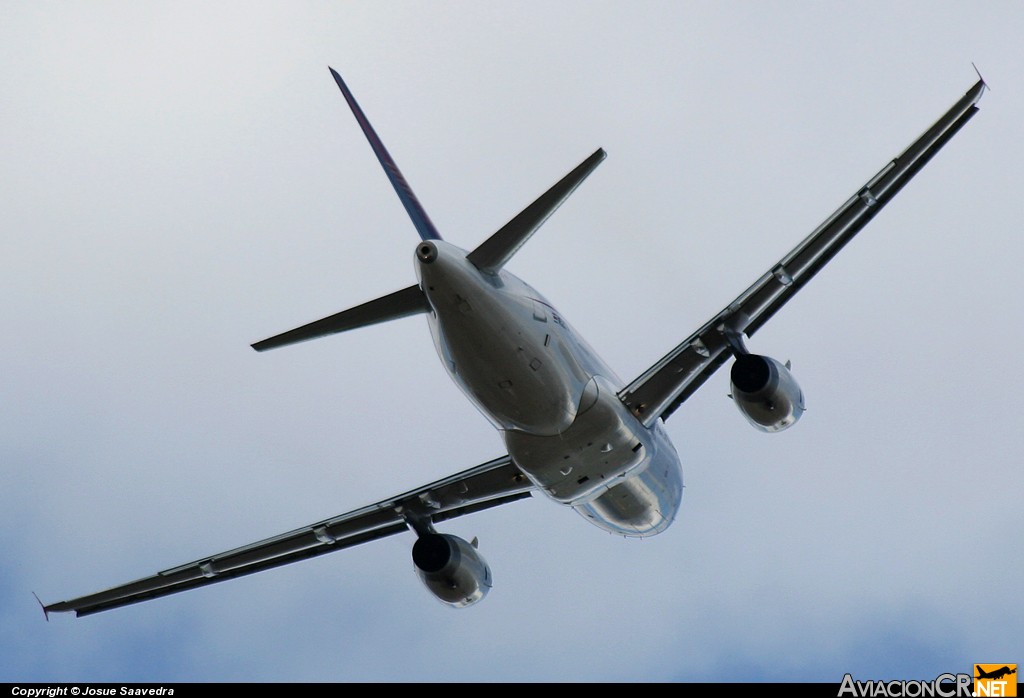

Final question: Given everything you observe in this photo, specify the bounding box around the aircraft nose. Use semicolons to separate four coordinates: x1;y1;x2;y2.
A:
416;241;437;264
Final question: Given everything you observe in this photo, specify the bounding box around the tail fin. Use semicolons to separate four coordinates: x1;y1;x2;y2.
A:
254;72;605;352
329;67;442;242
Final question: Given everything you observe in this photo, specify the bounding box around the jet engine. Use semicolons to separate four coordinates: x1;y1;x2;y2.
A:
412;533;492;608
730;354;805;433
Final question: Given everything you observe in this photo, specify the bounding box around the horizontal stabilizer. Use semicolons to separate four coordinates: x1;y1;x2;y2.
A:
252;284;429;352
467;148;606;272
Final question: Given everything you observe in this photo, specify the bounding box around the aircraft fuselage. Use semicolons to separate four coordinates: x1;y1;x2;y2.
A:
415;239;684;536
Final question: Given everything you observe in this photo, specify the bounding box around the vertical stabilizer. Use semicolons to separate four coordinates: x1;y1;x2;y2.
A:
329;67;443;242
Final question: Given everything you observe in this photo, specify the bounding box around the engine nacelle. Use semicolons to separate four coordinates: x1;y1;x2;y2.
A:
730;354;805;433
412;533;492;608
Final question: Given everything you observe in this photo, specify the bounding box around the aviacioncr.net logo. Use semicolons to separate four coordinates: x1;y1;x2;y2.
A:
838;673;973;697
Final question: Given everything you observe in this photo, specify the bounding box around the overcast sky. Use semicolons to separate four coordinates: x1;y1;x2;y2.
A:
2;1;1021;683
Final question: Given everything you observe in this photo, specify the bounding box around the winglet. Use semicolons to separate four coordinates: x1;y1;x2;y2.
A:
971;62;989;92
328;67;443;242
32;592;49;622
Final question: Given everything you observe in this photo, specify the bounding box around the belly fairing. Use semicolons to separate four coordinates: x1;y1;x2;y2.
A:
503;376;684;537
572;431;683;537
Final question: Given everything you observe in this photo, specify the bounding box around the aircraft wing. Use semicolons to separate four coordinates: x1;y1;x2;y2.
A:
43;455;532;617
620;78;986;426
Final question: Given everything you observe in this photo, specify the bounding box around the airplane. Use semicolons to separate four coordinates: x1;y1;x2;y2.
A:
41;68;986;617
976;666;1017;681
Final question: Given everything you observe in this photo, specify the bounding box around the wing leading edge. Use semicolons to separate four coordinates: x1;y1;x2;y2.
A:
44;455;532;617
620;78;986;426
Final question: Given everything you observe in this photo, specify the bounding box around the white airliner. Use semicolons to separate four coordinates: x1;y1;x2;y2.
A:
42;69;985;616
